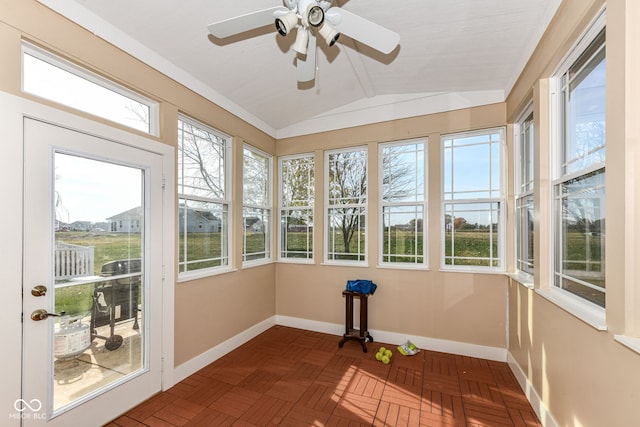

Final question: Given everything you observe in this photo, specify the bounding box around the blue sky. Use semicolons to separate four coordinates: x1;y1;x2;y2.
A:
55;153;143;223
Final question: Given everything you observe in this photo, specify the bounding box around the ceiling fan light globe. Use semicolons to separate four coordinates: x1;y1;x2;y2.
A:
275;12;298;36
307;5;324;27
318;22;339;46
293;28;309;55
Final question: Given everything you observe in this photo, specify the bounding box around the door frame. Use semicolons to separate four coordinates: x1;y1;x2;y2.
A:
0;91;175;426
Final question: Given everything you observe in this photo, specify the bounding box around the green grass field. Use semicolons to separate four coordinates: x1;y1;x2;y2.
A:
442;231;500;266
55;229;605;313
55;231;142;316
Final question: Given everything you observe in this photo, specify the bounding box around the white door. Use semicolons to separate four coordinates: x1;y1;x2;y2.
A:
21;118;164;426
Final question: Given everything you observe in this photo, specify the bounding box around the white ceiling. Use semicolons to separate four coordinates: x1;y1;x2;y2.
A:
39;0;561;139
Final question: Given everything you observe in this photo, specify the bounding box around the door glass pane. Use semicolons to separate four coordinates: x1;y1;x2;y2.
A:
53;153;145;413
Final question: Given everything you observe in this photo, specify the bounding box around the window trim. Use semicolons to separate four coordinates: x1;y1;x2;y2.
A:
277;152;315;263
440;127;506;272
242;144;273;267
378;138;428;269
177;114;233;280
324;146;368;266
21;41;160;136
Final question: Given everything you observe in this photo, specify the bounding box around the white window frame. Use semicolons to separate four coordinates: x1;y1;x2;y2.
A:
324;146;368;265
514;104;535;283
242;144;273;266
177;115;232;280
278;153;315;263
378;138;428;269
21;42;159;136
441;128;506;272
548;10;606;316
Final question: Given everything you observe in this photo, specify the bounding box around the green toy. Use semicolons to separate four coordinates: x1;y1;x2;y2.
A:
375;346;392;364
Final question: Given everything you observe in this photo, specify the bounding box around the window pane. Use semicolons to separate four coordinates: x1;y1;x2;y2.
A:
280;209;313;259
382;143;424;203
490;140;502;198
382;205;424;264
178;200;228;273
443;132;502;200
178;120;227;200
555;169;605;307
516;194;534;274
244;148;270;206
562;30;606;175
281;156;314;207
328;150;367;205
243;207;270;261
443;148;453;199
519;112;535;195
444;202;500;267
327;207;365;261
23;50;153;134
453;144;490;197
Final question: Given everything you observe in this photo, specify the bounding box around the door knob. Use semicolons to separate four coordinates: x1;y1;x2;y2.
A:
31;309;66;321
31;285;47;297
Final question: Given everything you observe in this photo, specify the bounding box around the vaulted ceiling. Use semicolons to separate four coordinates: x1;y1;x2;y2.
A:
39;0;561;138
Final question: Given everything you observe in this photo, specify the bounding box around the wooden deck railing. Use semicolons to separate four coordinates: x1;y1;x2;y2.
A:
55;241;95;280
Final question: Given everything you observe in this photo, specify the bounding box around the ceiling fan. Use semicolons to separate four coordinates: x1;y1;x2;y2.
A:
207;0;400;83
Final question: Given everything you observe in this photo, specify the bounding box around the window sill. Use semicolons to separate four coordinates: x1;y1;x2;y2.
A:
177;266;237;283
377;264;430;271
439;266;506;275
277;258;315;265
321;261;369;268
507;272;534;289
242;259;274;269
614;335;640;355
535;288;607;331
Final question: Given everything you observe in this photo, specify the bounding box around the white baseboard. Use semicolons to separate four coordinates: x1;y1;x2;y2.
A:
507;352;558;427
276;315;507;362
276;315;344;337
173;316;276;383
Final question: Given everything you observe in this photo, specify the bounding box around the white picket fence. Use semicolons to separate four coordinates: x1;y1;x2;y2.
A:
55;241;95;280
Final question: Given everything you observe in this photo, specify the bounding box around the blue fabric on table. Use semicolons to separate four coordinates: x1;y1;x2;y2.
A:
345;279;377;295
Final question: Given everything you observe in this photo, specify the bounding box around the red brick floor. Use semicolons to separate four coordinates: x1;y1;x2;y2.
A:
107;326;541;426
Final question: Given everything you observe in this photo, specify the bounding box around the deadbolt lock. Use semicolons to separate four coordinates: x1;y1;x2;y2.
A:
31;285;47;297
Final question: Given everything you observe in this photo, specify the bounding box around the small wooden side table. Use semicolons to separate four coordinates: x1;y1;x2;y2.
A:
338;290;374;352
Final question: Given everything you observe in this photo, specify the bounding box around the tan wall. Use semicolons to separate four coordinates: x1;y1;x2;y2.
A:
507;0;640;425
277;265;508;348
276;103;509;349
0;0;277;367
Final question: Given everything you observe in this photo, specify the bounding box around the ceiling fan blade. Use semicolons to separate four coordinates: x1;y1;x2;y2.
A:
208;6;287;38
327;7;400;54
297;33;317;82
